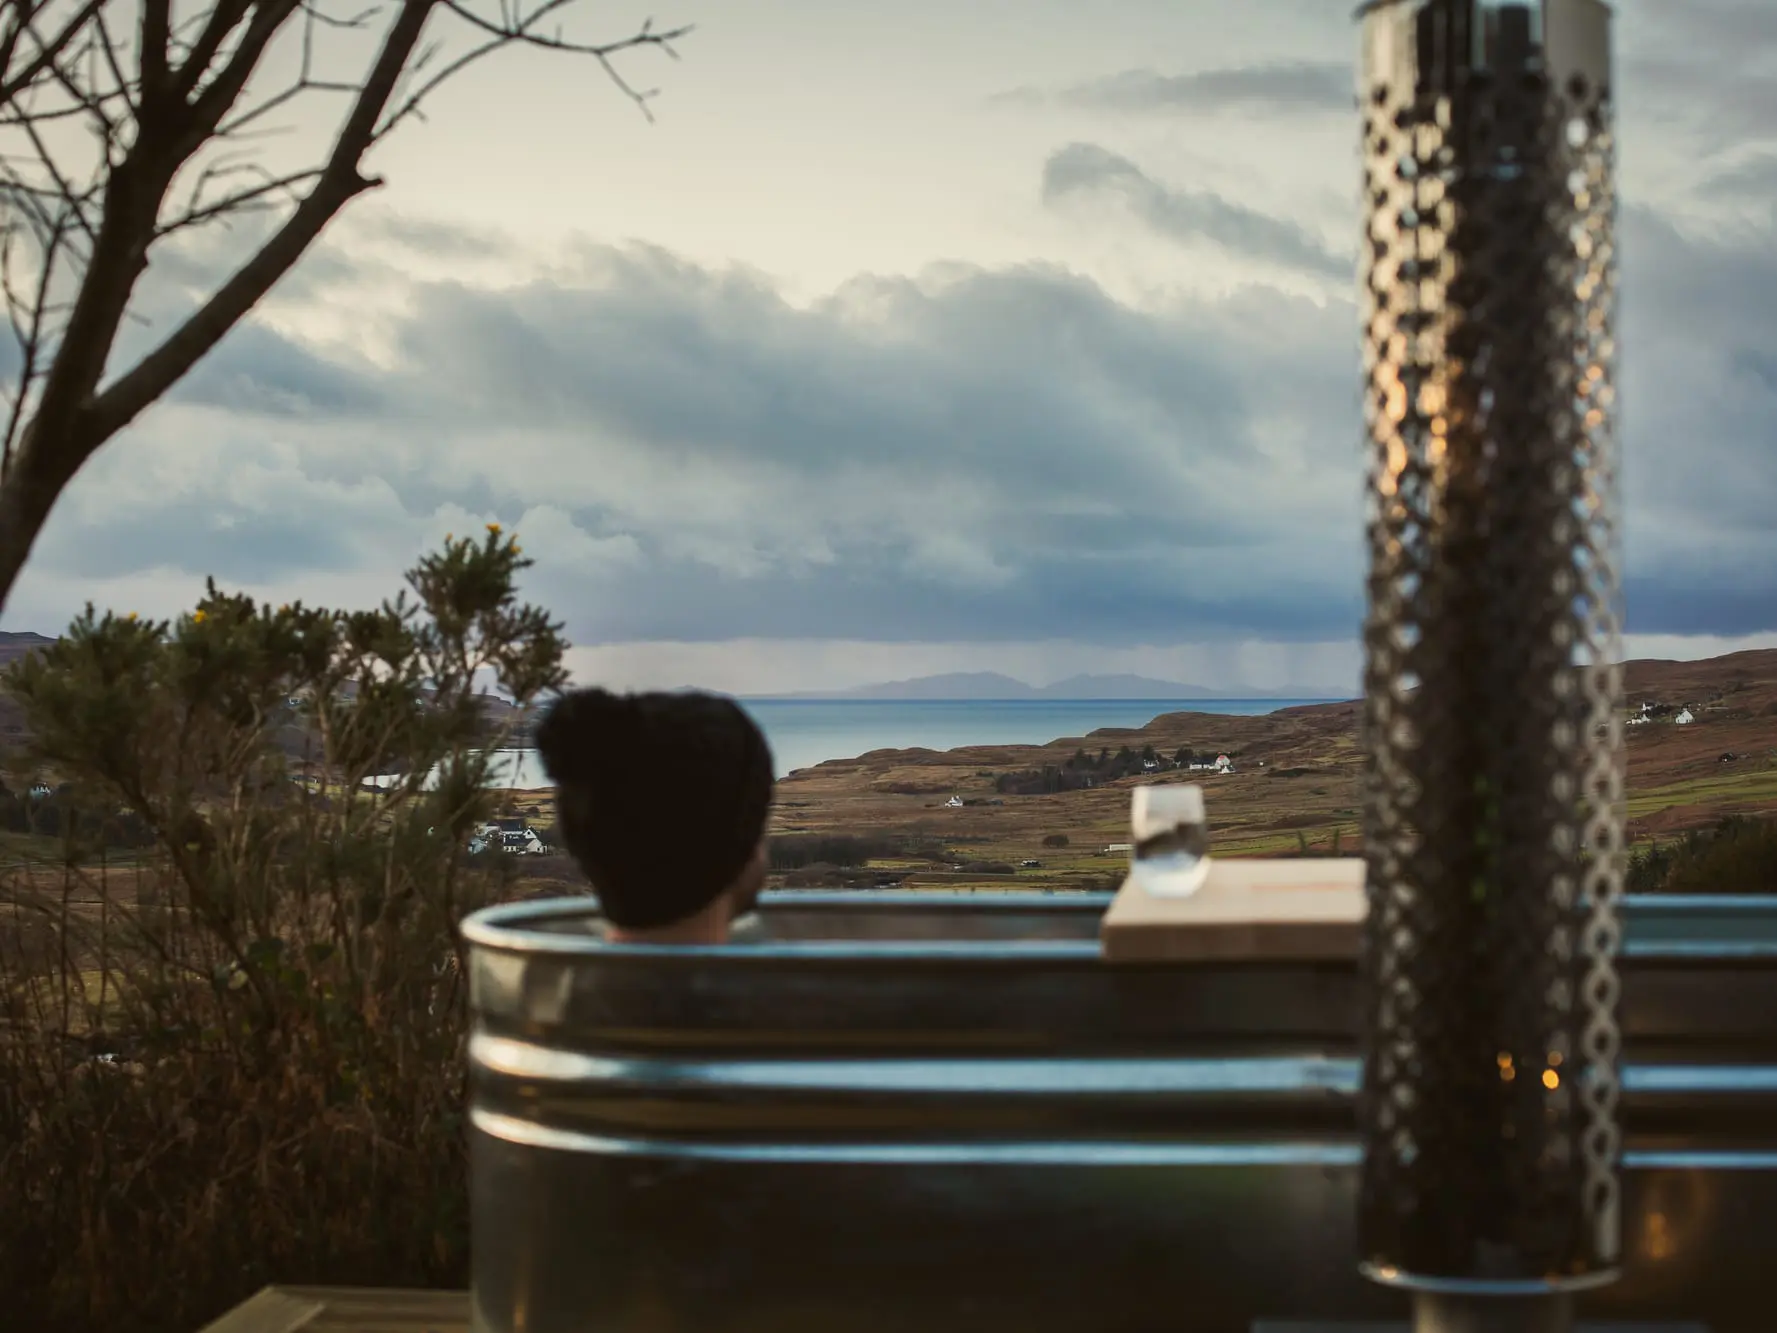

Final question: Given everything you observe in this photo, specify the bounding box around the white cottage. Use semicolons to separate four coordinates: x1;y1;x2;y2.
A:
1674;708;1695;726
470;817;547;856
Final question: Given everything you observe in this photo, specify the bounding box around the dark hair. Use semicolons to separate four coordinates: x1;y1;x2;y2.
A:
533;688;774;929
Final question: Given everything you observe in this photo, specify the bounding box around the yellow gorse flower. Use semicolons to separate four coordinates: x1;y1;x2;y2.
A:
487;522;502;536
126;612;138;622
192;609;207;624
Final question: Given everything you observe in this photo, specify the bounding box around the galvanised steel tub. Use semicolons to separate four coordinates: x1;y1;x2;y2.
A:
462;890;1777;1333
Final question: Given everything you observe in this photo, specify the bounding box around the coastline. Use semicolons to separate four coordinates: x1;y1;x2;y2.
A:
736;696;1340;779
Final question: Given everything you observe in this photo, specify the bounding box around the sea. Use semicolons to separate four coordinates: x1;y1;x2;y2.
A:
470;697;1335;787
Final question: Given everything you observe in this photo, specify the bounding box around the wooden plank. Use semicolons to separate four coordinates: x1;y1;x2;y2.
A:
198;1288;469;1333
1099;857;1366;963
1256;1323;1712;1332
195;1288;326;1333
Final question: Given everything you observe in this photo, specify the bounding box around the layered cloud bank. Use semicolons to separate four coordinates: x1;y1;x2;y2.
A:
4;0;1773;693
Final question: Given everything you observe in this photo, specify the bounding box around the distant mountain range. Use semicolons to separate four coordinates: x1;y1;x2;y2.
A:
760;671;1348;701
0;631;54;669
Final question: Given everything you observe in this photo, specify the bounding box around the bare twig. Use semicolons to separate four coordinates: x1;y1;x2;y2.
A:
0;0;106;105
0;203;69;477
0;0;692;617
156;161;322;236
381;3;689;134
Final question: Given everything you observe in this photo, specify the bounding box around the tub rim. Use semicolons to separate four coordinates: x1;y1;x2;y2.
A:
460;889;1118;962
458;889;1777;962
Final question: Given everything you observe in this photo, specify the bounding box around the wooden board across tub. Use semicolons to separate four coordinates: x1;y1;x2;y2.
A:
1099;857;1366;963
195;1286;469;1333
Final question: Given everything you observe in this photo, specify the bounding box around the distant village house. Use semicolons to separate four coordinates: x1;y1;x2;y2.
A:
469;816;548;856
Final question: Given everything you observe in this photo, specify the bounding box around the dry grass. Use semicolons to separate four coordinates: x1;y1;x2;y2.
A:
0;845;501;1333
0;528;569;1333
771;652;1777;884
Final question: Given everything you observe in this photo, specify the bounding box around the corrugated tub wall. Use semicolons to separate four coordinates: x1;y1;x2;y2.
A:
460;892;1777;1333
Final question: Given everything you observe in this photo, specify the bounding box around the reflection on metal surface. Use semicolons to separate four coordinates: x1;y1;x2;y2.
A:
1632;1170;1711;1272
1355;0;1626;1293
1642;1211;1674;1263
465;891;1776;1333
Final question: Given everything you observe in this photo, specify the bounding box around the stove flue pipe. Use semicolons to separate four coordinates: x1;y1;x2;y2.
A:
1353;2;1626;1330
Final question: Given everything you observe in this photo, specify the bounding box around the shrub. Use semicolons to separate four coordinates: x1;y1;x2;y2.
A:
769;833;952;871
1042;833;1070;848
0;528;566;1333
1629;816;1777;895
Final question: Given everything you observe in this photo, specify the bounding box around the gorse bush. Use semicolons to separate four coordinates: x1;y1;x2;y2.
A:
1628;815;1777;895
768;832;954;871
0;529;566;1333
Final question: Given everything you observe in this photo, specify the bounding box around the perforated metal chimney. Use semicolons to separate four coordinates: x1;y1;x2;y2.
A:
1354;0;1625;1326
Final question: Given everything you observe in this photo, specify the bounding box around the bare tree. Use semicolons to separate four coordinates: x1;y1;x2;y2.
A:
0;0;688;614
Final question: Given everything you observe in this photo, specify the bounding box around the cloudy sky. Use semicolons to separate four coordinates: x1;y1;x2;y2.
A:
5;0;1776;694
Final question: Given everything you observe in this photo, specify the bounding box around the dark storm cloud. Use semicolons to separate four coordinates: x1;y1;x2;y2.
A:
1619;2;1777;145
1041;143;1352;280
373;246;1369;644
26;176;1777;644
37;232;1367;642
555;545;1365;645
40;495;370;585
389;252;1286;494
1624;579;1777;639
1630;57;1777;140
1702;154;1777;203
174;322;385;417
1618;206;1777;550
996;61;1351;116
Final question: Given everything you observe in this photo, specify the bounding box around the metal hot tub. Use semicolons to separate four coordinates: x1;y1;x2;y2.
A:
462;890;1777;1333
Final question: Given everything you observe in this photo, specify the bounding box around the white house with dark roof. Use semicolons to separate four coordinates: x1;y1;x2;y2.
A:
469;817;547;856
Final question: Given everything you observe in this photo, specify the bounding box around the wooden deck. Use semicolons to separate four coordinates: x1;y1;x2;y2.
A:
195;1289;1717;1332
197;1287;469;1333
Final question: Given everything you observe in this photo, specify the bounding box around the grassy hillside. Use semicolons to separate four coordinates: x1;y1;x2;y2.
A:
757;650;1777;891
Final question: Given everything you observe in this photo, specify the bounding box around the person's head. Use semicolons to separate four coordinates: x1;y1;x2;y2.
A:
533;688;774;944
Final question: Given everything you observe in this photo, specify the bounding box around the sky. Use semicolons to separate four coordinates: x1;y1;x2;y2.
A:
4;0;1777;695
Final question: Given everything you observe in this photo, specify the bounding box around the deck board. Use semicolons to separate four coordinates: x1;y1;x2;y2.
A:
197;1287;469;1333
1099;856;1366;962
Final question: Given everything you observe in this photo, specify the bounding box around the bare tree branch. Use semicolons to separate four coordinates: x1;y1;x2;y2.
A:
155;161;323;236
85;0;439;444
215;2;370;138
388;2;689;130
0;0;106;105
0;202;70;476
137;0;171;101
170;0;256;103
88;7;135;120
0;0;691;613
